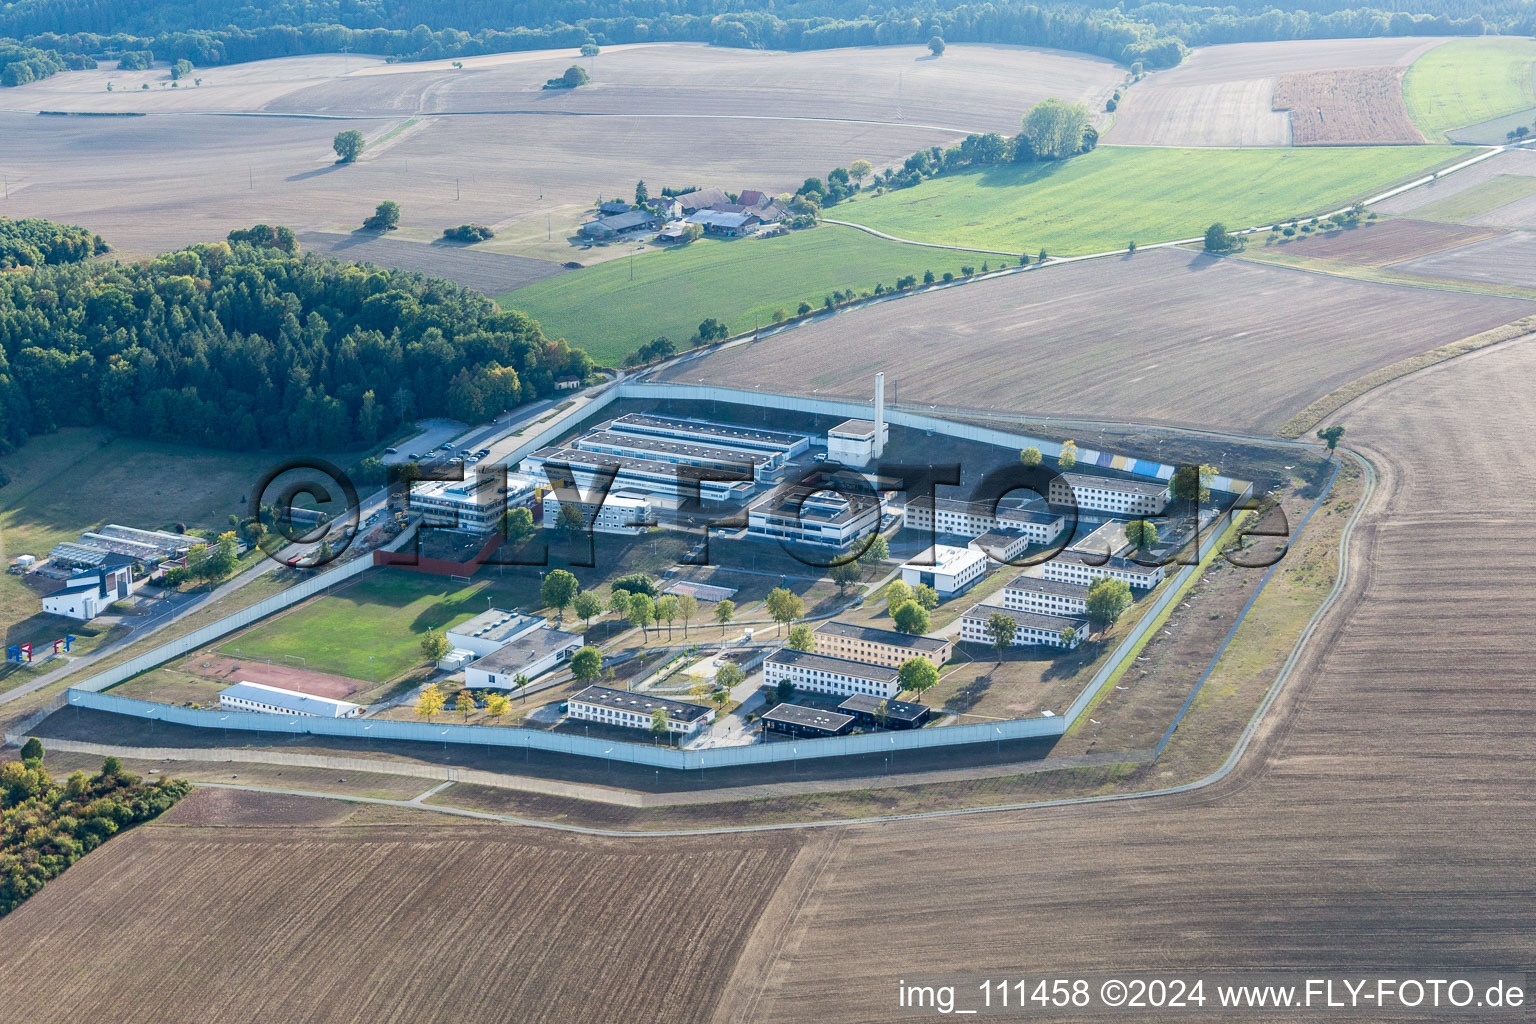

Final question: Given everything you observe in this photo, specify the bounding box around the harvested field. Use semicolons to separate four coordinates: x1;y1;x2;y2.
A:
0;815;805;1024
1374;146;1536;218
297;231;565;295
157;787;358;826
1392;229;1536;285
1272;66;1424;145
1108;36;1447;147
664;247;1534;434
1261;217;1500;264
0;43;1119;270
715;335;1536;1022
185;655;363;700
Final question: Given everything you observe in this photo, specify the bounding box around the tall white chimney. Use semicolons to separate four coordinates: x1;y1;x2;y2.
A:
873;372;886;458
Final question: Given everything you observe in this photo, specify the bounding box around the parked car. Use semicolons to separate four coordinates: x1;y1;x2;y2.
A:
476;448;491;457
408;452;421;460
442;442;454;449
383;446;398;454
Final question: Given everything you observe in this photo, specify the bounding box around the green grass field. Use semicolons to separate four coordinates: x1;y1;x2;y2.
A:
1403;37;1536;141
1405;173;1536;222
834;145;1462;254
500;226;995;365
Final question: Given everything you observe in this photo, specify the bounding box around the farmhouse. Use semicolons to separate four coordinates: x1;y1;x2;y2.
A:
999;576;1091;617
838;693;932;730
218;681;363;718
903;494;1067;546
746;484;882;550
541;490;655;535
686;210;760;237
813;620;954;668
599;200;632;215
1040;551;1166;590
1049;473;1170;517
580;208;659;240
565;684;715;735
41;557;134;621
465;626;585;687
900;544;987;596
763;648;902;700
761;702;855;739
672;188;731;213
959;604;1085;649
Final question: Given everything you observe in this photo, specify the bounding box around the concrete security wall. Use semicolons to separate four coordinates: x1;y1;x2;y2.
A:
65;688;1066;769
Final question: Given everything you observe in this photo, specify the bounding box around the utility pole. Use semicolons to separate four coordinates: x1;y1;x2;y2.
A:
897;72;904;121
456;177;460;201
547;215;551;240
248;166;253;190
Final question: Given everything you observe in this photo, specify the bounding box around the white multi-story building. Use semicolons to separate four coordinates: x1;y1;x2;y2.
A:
900;544;987;596
999;576;1090;617
969;529;1031;563
1039;551;1166;590
565;685;715;735
219;681;364;718
746;485;882;550
826;418;888;465
1048;473;1170;517
902;495;1066;546
812;620;954;668
541;491;655;535
409;473;515;533
959;604;1085;650
521;446;755;505
764;648;902;700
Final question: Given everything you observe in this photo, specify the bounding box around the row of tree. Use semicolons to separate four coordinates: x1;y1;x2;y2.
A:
1;743;190;916
0;228;594;452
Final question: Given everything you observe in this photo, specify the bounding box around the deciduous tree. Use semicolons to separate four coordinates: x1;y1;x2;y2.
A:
1086;576;1132;628
985;611;1017;661
420;629;450;665
714;598;736;637
541;569;578;620
898;657;938;701
891;599;930;634
570;645;602;682
786;624;815;651
416;683;446;720
332;129;365;163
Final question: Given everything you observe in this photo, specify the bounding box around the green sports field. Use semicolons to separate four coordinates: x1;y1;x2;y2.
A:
834;145;1462;254
1403;37;1536;142
499;226;993;365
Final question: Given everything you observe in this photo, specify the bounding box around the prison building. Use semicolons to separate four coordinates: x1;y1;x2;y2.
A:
902;495;1067;546
1038;551;1166;590
998;576;1091;617
899;544;987;596
607;412;810;462
219;681;364;718
969;529;1031;563
572;429;778;482
520;446;755;506
464;626;585;687
541;491;655;535
761;702;855;739
1068;519;1136;560
764;648;902;700
745;485;882;550
826;418;888;465
409;474;511;533
837;693;932;730
812;620;954;669
958;604;1086;650
565;685;715;736
1048;473;1171;517
446;609;546;658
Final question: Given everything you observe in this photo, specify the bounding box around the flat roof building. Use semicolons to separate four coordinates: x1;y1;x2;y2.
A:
1039;551;1166;590
761;702;855;739
903;494;1066;547
465;626;585;687
409;473;514;534
764;648;902;700
958;604;1085;650
826;418;889;466
1049;473;1170;517
837;693;932;730
999;576;1091;617
574;429;778;480
900;544;988;596
813;620;954;668
541;490;655;535
566;684;715;735
746;484;882;551
521;446;756;505
607;413;810;460
446;609;545;658
219;681;364;718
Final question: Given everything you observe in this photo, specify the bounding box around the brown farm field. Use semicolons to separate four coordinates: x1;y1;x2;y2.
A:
662;247;1534;434
1374;146;1536;217
0;799;805;1024
0;43;1119;268
1262;217;1501;264
1272;66;1424;145
1107;36;1447;147
1392;228;1536;285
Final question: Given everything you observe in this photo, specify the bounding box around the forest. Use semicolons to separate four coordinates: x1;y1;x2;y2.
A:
0;216;108;270
0;229;595;453
0;742;190;917
0;0;1511;88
